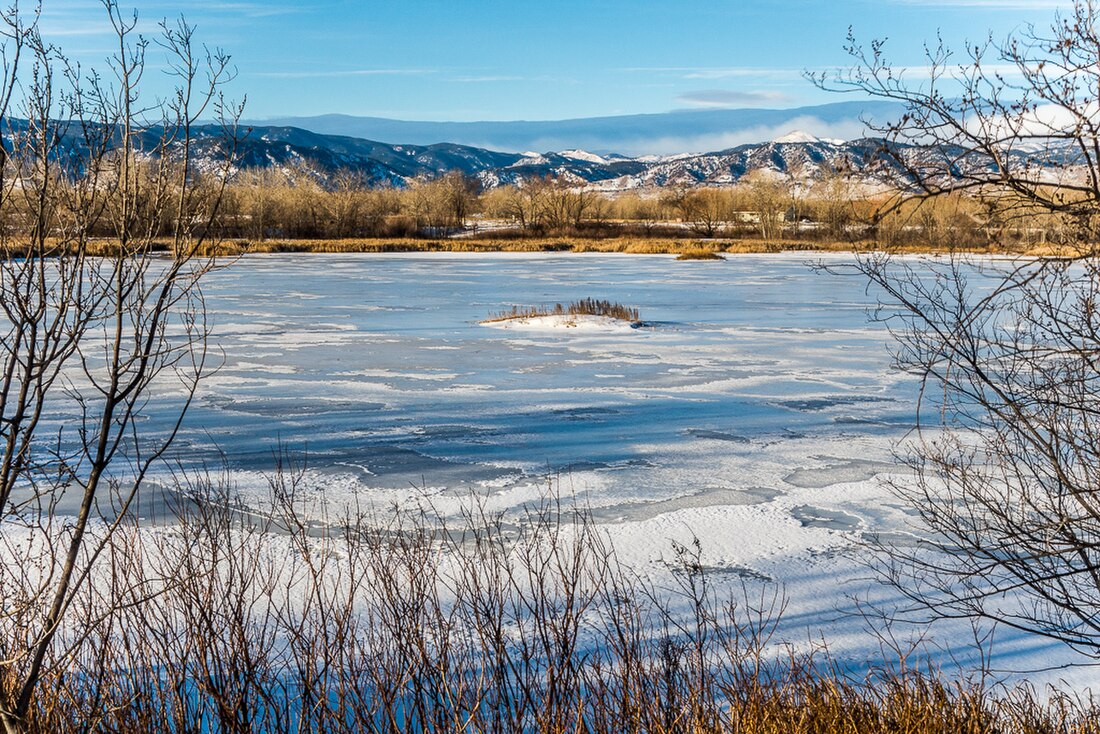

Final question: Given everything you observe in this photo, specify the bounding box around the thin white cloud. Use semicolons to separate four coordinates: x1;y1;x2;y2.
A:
186;2;303;18
621;66;805;81
37;1;303;38
38;14;161;38
890;0;1069;7
124;0;307;18
448;74;577;86
254;69;438;79
677;90;792;108
632;116;876;156
684;69;803;81
38;2;304;36
506;115;875;157
451;75;525;83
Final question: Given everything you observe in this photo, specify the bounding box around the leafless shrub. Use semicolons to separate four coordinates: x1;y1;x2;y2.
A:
813;0;1100;660
2;462;1098;733
0;2;242;730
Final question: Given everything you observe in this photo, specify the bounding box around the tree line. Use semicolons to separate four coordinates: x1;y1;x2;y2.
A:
0;146;1074;250
0;135;1081;253
76;162;1071;249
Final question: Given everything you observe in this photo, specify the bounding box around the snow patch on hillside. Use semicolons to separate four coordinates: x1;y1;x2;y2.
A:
560;149;610;164
774;130;820;144
512;152;549;166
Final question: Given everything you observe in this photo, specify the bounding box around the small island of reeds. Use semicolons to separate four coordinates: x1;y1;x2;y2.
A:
676;249;727;261
483;298;642;328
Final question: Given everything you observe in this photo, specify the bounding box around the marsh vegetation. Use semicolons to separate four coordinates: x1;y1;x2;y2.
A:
485;298;642;324
3;479;1098;734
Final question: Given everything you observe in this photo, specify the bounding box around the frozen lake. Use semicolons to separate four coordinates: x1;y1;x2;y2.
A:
141;251;1089;684
181;252;912;501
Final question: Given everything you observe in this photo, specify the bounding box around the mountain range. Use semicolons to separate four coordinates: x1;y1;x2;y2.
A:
191;120;998;193
246;101;902;157
71;99;1068;193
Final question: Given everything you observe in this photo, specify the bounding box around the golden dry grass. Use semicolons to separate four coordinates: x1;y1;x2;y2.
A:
5;235;1072;259
676;249;728;260
199;236;1059;257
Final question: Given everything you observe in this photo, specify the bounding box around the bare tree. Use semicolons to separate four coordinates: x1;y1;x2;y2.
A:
810;165;859;240
483;183;538;231
0;2;241;730
665;187;733;238
5;466;1052;732
740;173;789;240
538;176;596;232
814;0;1100;656
616;192;668;235
404;172;479;235
813;0;1100;245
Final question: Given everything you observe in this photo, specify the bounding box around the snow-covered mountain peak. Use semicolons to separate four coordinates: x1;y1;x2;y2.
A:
560;149;610;164
514;152;550;166
773;130;821;144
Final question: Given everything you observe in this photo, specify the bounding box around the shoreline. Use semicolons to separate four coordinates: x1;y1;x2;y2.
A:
201;236;1067;258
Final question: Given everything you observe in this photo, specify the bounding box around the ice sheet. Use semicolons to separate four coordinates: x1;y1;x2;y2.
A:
51;252;1100;689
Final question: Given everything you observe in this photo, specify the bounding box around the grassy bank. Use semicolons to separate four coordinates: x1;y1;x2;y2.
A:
14;235;1078;259
192;236;1072;257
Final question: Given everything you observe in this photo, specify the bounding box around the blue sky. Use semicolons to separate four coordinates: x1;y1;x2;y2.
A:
38;0;1071;121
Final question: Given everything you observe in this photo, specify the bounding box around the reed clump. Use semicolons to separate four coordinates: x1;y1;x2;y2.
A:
677;249;727;260
487;297;641;323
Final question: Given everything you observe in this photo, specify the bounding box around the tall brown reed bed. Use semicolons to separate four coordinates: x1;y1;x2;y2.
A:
487;299;641;324
0;471;1096;733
